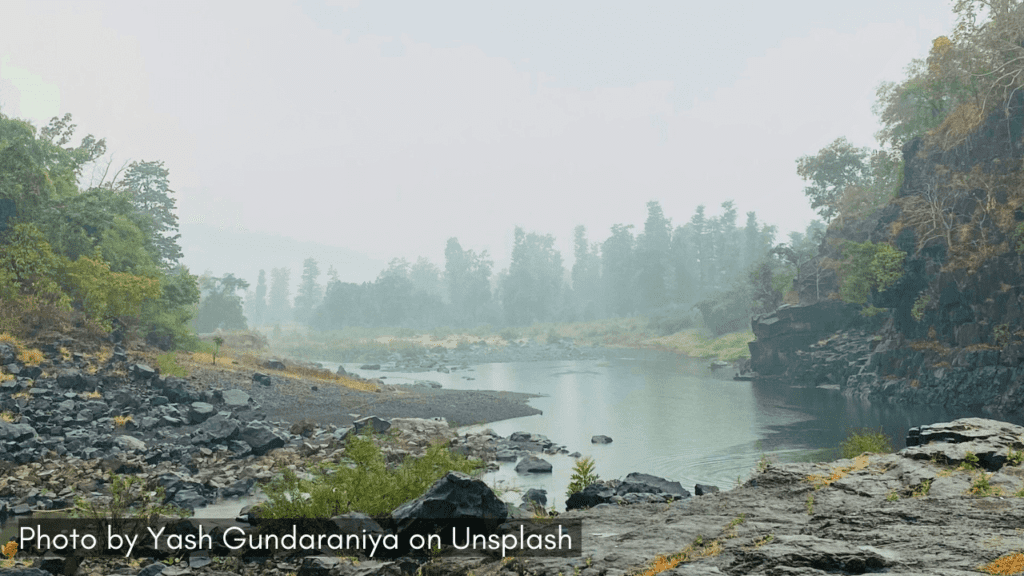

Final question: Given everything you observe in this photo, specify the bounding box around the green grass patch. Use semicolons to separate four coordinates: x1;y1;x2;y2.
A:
155;351;189;377
840;428;894;459
260;433;482;518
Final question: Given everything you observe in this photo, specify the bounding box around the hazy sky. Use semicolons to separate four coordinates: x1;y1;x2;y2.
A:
0;1;955;285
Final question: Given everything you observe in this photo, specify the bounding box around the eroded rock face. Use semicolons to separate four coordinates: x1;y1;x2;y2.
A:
748;301;862;376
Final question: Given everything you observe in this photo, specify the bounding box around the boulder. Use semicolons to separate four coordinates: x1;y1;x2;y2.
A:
514;455;553;474
695;483;720;496
290;418;317;437
188;402;216;424
566;484;614;510
902;417;1024;469
129;363;157;382
220;389;251;407
199;414;240;442
239;423;287;455
252;372;272;386
622;473;691;499
591;435;613;444
391;471;507;539
521;488;547;507
262;359;286;371
113;435;147;452
0;421;36;442
352;416;391;436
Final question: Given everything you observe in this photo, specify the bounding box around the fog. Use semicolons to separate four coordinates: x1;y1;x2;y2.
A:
1;1;953;293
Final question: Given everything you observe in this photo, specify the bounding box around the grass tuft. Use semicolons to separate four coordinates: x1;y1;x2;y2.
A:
840;428;893;459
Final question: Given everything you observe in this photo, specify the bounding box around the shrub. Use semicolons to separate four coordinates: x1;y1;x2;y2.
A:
565;456;599;498
74;473;189;544
155;351;188;377
261;432;482;518
840;428;893;459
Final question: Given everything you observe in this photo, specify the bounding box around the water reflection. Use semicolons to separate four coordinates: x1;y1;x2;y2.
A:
323;348;1024;504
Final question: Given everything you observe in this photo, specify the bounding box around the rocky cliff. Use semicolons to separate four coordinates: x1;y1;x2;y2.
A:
749;94;1024;416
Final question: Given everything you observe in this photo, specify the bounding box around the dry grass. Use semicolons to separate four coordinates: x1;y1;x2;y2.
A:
16;347;44;366
633;537;724;576
807;455;871;490
0;411;17;423
180;347;378;393
0;332;20;347
648;330;754;361
981;552;1024;575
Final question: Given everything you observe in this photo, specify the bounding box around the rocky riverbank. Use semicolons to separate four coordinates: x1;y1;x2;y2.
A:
4;417;1024;575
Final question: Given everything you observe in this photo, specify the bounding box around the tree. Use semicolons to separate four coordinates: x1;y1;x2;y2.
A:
193;273;249;332
571;225;601;319
444;238;492;324
245;270;268;327
636;201;672;312
268;267;291;324
503;227;564;324
118;160;182;268
602;224;636;316
293;258;323;324
796;137;870;223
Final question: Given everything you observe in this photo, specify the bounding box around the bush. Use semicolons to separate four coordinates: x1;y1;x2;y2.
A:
840;428;893;459
565;456;599;497
261;432;482;518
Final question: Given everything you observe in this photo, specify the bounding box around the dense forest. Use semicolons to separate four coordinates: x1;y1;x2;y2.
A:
0;111;199;348
215;203;828;336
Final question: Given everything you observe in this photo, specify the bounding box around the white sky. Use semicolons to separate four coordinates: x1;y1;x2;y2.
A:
0;1;955;285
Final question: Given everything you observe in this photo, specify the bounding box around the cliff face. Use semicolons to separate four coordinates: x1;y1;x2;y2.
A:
752;95;1024;415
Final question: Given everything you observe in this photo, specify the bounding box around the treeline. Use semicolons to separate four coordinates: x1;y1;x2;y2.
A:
0;111;199;348
200;200;815;334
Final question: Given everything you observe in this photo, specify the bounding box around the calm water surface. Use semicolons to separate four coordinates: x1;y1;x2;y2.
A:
324;348;1023;507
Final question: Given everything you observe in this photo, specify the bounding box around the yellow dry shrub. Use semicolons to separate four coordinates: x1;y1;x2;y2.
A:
981;552;1024;575
112;415;133;428
0;332;19;347
807;455;870;489
931;101;985;150
17;348;44;366
1;540;16;559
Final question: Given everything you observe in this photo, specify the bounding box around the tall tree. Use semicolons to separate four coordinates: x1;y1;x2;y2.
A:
444;238;493;324
602;224;636;316
503;227;564;324
796;137;869;223
194;273;249;332
119;160;182;268
636;201;672;312
571;225;602;319
293;258;323;324
268;267;291;324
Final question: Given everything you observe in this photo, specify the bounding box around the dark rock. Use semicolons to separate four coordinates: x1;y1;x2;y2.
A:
198;414;240;442
336;365;349;376
331;512;385;536
522;488;548;507
566;484;614;510
0;421;36;442
33;552;82;576
360;364;381;370
137;562;168;576
129;363;157;382
695;483;720;496
262;359;287;371
495;449;517;462
622;473;691;499
352;416;391;436
391;471;507;540
591;435;613;444
514;455;553;474
252;372;272;386
188;402;216;424
748;301;861;376
239;422;287;455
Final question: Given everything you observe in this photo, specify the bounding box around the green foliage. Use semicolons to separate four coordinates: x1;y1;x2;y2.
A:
912;478;932;498
193;273;249;332
64;250;161;330
140;266;201;350
261;432;482;518
1008;449;1023;467
840;428;894;459
155;351;188;377
912;294;931;321
796;137;870;222
959;451;981;471
835;241;906;305
805;494;814;515
0;223;71;308
969;472;996;496
566;456;600;498
74;473;188;548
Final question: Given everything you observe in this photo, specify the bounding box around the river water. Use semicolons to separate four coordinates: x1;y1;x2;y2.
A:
322;348;1023;509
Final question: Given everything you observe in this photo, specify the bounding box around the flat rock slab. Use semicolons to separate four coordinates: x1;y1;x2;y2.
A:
515;455;553;474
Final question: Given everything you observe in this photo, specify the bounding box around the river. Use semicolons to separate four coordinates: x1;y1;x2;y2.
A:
321;348;1023;509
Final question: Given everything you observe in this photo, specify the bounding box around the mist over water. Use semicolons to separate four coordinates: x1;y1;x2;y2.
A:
323;349;1024;507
